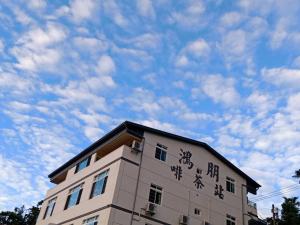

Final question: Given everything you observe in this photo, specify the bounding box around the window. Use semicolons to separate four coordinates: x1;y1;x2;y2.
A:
148;184;162;205
226;214;236;225
155;143;167;162
43;198;56;219
75;156;91;173
90;170;109;199
194;208;201;216
226;177;235;193
64;184;83;209
83;216;98;225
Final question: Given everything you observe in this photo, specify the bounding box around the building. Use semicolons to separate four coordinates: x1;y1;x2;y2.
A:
36;121;266;225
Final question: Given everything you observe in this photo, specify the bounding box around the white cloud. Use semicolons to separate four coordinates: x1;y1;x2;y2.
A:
0;39;4;52
11;23;67;72
193;74;240;106
73;37;108;52
219;29;247;59
137;0;156;19
96;55;116;75
0;72;34;96
246;91;276;115
220;12;243;28
103;0;128;27
262;67;300;88
84;127;104;142
126;33;160;49
27;0;46;10
169;0;206;29
70;0;97;22
175;38;210;67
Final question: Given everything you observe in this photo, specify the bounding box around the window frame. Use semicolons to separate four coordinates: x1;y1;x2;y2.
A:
148;183;163;205
83;215;98;225
226;177;235;193
155;143;167;162
90;170;109;199
75;156;91;174
64;183;84;210
43;197;56;219
226;214;236;225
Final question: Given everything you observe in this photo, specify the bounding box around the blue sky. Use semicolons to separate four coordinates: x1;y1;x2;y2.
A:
0;0;300;218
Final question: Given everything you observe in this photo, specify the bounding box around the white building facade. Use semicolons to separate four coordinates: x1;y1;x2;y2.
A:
36;121;265;225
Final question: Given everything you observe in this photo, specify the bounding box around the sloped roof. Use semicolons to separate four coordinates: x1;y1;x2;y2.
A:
49;121;260;193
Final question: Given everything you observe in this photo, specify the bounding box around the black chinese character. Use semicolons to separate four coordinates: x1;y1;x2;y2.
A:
171;165;183;181
193;168;205;189
179;149;194;169
206;162;219;182
214;184;224;199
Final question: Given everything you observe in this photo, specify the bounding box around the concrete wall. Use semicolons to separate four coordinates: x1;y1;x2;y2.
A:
110;132;253;225
36;131;257;225
36;145;140;225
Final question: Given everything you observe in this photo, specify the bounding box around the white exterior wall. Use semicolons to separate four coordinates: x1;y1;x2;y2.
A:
36;131;257;225
110;132;253;225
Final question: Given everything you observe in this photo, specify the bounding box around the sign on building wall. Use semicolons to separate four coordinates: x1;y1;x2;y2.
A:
170;149;224;200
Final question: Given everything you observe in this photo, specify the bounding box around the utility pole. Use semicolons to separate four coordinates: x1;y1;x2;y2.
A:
271;204;279;225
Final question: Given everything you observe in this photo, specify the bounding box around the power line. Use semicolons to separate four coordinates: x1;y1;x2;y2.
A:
252;186;300;202
252;184;300;200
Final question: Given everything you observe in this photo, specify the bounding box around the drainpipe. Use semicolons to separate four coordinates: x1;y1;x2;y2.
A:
241;184;247;225
130;137;145;225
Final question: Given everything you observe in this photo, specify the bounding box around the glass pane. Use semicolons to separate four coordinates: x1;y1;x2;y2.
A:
148;189;156;203
161;150;166;161
155;148;161;159
155;192;161;205
93;179;104;197
68;191;79;208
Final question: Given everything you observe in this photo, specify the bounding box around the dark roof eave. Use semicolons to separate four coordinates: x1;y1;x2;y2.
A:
48;122;130;179
48;121;261;191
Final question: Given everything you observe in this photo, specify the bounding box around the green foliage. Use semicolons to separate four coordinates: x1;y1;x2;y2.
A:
293;169;300;179
0;201;42;225
278;197;300;225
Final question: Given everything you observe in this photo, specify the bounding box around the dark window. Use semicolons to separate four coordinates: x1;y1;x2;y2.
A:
194;208;201;215
83;216;98;225
226;214;236;225
43;198;56;219
75;156;91;173
226;177;235;193
90;170;109;199
148;184;162;205
155;143;167;162
64;184;83;210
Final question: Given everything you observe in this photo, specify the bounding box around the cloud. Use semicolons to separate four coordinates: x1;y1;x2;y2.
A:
246;91;277;116
27;0;46;10
262;67;300;88
220;12;243;28
70;0;97;22
137;0;156;19
102;0;128;27
192;74;240;106
73;36;108;52
96;55;116;75
175;38;210;67
169;0;206;29
219;29;247;59
11;22;67;72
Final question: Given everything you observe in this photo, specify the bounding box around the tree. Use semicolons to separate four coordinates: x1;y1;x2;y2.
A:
279;197;300;225
0;201;42;225
293;169;300;180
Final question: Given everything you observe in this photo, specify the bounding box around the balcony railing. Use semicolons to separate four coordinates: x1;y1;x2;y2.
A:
247;199;257;209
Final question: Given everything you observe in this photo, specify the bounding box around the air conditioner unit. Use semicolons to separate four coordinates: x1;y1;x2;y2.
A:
131;140;142;153
203;221;211;225
179;215;189;225
145;202;156;216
